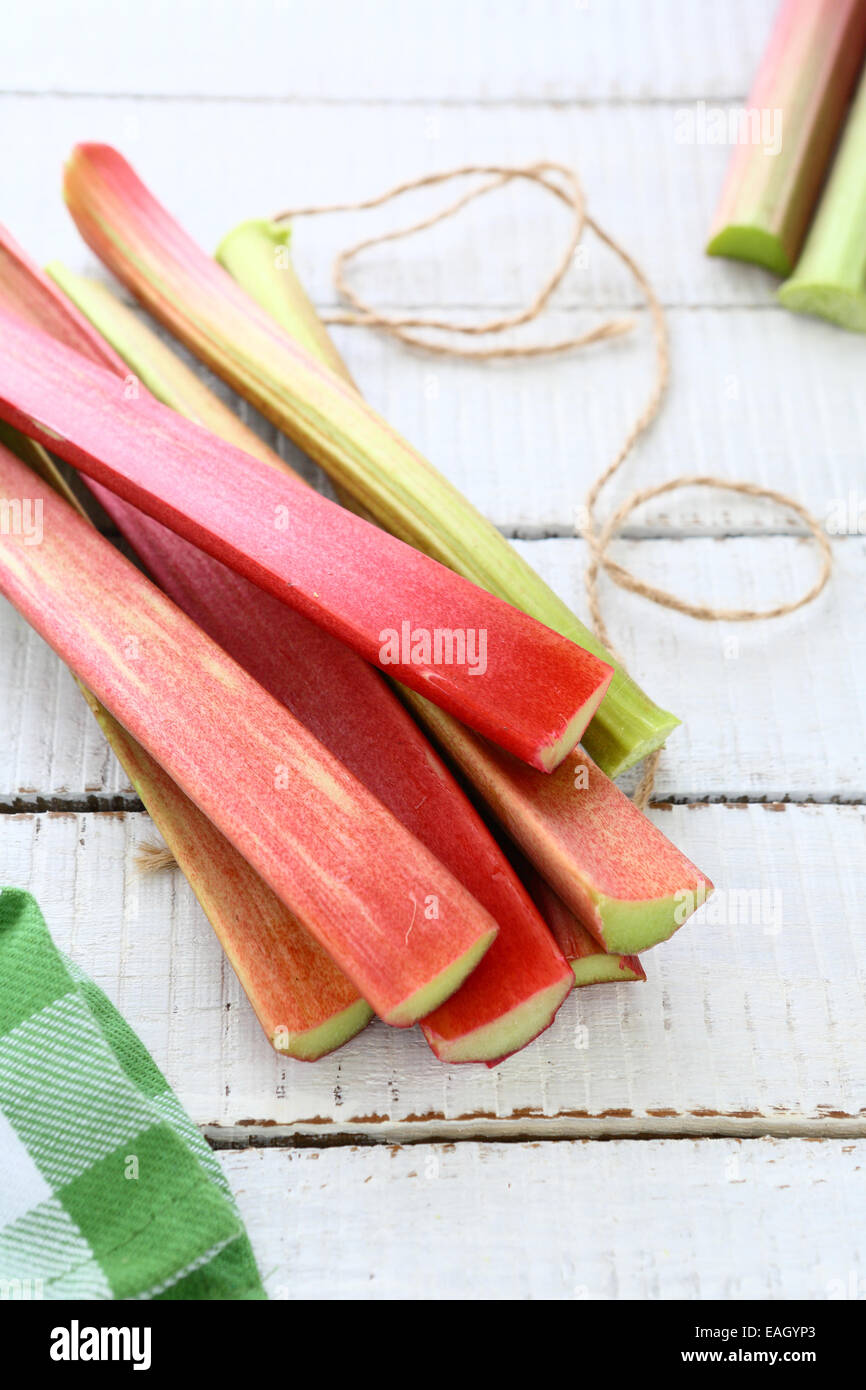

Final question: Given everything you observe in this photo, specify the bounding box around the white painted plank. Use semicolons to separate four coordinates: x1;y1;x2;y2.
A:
523;537;866;804
6;98;858;536
3;99;856;538
2;537;860;802
221;1138;866;1300
3;0;774;103
0;95;778;309
43;302;858;540
325;308;866;538
0;617;134;806
3;805;864;1137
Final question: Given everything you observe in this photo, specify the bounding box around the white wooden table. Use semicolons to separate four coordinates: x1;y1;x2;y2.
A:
2;0;865;1299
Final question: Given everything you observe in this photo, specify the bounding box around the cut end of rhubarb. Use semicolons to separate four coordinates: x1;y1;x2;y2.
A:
586;709;681;781
778;279;866;333
272;998;374;1062
571;953;645;987
383;927;498;1028
216;216;292;262
537;672;613;773
595;878;713;955
423;975;572;1064
706;225;792;278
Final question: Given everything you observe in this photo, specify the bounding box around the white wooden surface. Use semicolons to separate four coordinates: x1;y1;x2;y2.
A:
2;0;865;1298
5;805;865;1139
221;1140;866;1300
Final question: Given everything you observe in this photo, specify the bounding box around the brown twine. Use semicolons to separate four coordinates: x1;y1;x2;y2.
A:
273;163;635;357
135;841;176;875
137;160;833;872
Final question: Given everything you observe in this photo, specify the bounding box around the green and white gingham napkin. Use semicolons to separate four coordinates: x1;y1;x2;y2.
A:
0;888;265;1300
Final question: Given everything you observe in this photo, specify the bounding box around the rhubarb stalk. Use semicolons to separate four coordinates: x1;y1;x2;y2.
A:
0;228;373;1059
0;444;502;1025
7;250;573;1062
62;143;678;778
0;448;372;1060
0;304;611;774
779;65;866;330
706;0;866;276
80;692;376;1057
520;860;645;986
408;700;710;954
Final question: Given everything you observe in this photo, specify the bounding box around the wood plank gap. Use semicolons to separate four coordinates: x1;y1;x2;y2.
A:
0;91;749;109
0;794;144;813
3;793;864;816
203;1114;866;1149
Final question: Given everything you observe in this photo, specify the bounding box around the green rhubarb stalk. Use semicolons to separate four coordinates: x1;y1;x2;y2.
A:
63;145;678;777
57;267;713;957
706;0;866;276
217;219;356;384
778;66;866;330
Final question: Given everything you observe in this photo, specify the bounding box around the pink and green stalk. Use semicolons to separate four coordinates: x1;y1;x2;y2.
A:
175;236;714;956
779;64;866;330
520;860;645;987
62;143;678;778
706;0;866;276
80;694;376;1057
0;444;504;1024
407;698;712;955
4;245;573;1062
0;303;612;774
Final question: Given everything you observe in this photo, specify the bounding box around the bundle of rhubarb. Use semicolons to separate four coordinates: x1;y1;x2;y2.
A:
0;146;711;1065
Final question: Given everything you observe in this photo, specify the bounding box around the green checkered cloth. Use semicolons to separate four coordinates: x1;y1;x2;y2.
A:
0;888;265;1300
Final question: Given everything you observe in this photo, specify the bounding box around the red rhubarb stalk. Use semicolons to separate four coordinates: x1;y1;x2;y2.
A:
0;444;503;1024
0;305;611;773
706;0;866;275
1;241;573;1062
